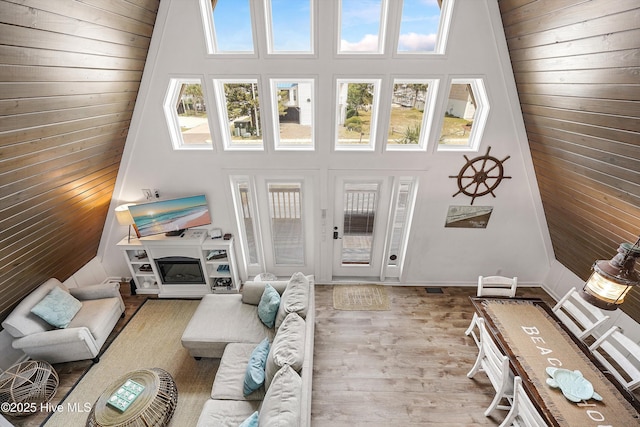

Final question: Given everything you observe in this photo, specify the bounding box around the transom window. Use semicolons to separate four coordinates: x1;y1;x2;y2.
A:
335;79;381;151
201;0;255;54
271;79;315;150
266;0;313;54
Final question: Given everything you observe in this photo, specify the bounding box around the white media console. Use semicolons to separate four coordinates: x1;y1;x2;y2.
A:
117;229;240;298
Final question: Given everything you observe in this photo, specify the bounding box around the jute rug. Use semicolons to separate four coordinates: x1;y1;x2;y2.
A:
333;285;390;311
44;299;218;426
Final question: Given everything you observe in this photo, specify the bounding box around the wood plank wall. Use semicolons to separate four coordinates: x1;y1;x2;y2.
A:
498;0;640;321
0;0;159;323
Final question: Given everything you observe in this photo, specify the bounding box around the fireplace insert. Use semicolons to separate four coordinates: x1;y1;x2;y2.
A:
155;256;205;284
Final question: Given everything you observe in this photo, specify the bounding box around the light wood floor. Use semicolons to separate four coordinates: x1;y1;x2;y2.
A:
7;284;555;426
311;285;555;426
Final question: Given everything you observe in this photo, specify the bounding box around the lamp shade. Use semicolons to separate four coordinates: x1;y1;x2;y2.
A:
115;203;136;226
581;242;640;310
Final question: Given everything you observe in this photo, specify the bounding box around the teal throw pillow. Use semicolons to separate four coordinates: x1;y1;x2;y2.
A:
239;411;259;427
30;286;82;328
243;338;270;396
258;284;280;328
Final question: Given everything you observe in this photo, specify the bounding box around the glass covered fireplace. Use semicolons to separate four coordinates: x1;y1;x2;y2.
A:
155;256;205;284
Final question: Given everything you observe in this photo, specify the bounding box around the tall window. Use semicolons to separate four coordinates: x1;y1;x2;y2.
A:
214;79;264;150
437;78;489;151
201;0;255;54
230;177;262;268
335;79;381;151
266;0;313;54
385;79;438;151
338;0;387;54
271;79;315;150
397;0;453;54
163;78;213;150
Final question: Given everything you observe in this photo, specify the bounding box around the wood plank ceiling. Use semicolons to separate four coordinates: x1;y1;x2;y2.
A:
498;0;640;321
0;0;160;321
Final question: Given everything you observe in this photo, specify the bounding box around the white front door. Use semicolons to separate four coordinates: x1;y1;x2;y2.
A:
331;175;392;279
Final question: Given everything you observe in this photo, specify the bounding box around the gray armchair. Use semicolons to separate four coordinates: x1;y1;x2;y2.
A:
2;278;125;364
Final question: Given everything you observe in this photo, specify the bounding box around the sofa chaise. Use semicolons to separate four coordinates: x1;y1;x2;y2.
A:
181;272;314;426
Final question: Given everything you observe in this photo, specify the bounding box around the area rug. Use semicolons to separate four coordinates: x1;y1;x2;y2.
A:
333;285;390;311
44;299;218;426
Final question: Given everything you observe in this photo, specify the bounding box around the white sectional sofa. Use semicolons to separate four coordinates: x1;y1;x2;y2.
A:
181;273;314;427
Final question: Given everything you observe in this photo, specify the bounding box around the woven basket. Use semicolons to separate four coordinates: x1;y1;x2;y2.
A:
0;360;59;417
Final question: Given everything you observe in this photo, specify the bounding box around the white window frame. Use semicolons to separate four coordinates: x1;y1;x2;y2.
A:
334;78;382;152
384;78;439;152
229;175;265;275
163;77;213;151
213;78;265;151
270;78;316;151
436;77;490;152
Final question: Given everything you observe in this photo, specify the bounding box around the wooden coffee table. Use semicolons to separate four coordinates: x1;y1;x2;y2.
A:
87;368;177;427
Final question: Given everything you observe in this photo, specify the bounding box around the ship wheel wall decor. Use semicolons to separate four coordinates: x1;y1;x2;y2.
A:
449;146;511;205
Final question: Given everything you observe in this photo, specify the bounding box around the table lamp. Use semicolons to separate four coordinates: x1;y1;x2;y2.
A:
581;235;640;310
115;203;136;242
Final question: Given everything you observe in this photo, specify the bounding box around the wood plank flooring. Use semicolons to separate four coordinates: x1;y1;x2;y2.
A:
311;285;556;426
6;283;555;426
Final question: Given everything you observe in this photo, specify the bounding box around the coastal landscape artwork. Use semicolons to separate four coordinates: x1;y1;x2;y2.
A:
444;205;493;228
129;195;211;237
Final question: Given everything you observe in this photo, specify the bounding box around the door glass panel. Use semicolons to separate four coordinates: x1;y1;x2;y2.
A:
268;182;305;265
342;182;379;265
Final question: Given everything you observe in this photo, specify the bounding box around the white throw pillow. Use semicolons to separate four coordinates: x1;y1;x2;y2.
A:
265;312;305;390
258;364;301;427
274;272;309;329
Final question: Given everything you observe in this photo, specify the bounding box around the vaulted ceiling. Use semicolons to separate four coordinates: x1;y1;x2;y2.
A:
1;0;638;322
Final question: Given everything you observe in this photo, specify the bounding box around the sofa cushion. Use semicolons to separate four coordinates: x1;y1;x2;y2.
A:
275;272;309;329
259;364;302;427
1;279;64;337
196;399;260;427
258;284;280;328
265;312;305;390
244;338;270;396
30;286;82;329
212;343;266;401
239;411;259;427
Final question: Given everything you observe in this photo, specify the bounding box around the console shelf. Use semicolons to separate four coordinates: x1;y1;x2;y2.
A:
117;233;240;298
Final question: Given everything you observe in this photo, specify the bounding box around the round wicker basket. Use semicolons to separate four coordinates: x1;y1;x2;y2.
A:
87;368;177;427
0;360;59;417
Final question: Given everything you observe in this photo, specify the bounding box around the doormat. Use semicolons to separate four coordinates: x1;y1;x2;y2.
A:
333;285;390;311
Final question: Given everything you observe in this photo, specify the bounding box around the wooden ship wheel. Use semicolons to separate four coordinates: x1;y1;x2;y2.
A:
449;146;511;205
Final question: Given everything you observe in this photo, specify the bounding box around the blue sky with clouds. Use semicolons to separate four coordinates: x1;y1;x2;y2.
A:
213;0;442;53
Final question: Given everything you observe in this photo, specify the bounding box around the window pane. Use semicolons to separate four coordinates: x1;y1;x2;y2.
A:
212;0;254;52
339;0;384;53
272;79;314;150
217;80;264;150
176;83;211;145
438;79;489;150
268;0;312;53
397;0;444;53
387;182;411;267
235;180;260;265
268;183;305;265
336;80;379;150
163;78;212;150
386;80;429;149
